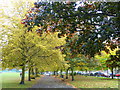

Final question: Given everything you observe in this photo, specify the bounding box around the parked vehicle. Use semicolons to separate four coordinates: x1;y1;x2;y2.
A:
84;73;90;76
94;72;102;77
110;73;116;77
102;73;110;77
89;72;96;76
94;72;110;77
115;73;120;77
77;72;81;75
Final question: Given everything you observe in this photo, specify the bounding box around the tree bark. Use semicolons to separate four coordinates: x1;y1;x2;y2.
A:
31;67;35;79
111;67;114;79
35;68;38;77
60;69;63;78
56;69;59;76
20;66;25;84
56;71;58;76
71;67;74;81
31;68;34;75
53;71;56;75
115;67;117;74
28;67;31;81
85;69;87;74
107;68;108;76
66;68;69;79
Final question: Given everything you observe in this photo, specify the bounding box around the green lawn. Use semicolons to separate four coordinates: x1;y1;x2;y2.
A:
64;75;119;88
1;72;40;88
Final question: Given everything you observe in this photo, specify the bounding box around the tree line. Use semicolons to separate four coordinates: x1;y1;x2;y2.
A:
1;0;120;84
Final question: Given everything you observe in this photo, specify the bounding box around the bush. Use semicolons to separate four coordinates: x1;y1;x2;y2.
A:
74;72;77;75
30;75;35;79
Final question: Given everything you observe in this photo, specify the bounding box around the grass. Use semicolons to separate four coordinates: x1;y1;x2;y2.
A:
62;75;119;88
1;72;40;88
2;73;119;88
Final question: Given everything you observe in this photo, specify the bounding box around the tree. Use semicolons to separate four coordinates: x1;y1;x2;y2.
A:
1;0;35;84
95;46;119;79
2;29;40;84
22;1;119;58
1;0;67;84
2;28;67;84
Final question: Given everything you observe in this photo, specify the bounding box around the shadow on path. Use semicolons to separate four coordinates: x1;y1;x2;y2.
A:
28;75;76;89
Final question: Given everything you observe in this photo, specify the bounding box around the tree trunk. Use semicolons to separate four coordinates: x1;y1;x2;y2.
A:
115;67;117;74
107;68;108;75
117;67;120;74
89;71;91;75
85;69;87;74
56;69;59;76
56;71;58;76
35;68;38;77
53;71;56;75
31;68;34;75
71;67;74;81
66;68;69;79
28;67;31;81
60;69;63;78
111;67;114;79
20;66;25;84
31;67;35;79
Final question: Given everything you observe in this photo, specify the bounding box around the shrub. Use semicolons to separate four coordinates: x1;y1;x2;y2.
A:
30;75;35;79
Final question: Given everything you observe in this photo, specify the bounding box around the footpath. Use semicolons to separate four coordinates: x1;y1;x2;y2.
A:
29;75;76;89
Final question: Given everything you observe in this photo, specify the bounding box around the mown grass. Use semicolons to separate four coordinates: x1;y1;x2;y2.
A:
63;75;119;88
1;72;40;88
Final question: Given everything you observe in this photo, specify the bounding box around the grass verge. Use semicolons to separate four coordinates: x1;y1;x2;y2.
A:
1;72;40;88
64;75;119;88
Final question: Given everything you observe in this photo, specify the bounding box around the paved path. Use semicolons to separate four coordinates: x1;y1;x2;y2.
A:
29;75;75;88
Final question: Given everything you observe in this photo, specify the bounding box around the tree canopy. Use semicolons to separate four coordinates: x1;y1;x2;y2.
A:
21;1;120;57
